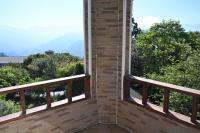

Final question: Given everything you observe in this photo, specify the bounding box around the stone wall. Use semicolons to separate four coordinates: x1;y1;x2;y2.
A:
0;99;98;133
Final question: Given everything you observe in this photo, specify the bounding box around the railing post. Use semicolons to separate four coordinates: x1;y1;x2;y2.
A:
20;90;26;115
123;76;130;100
84;75;91;98
142;84;148;105
67;80;73;103
46;89;51;109
163;89;170;113
191;96;199;123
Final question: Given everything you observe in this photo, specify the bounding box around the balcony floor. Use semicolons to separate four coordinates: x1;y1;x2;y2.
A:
80;124;128;133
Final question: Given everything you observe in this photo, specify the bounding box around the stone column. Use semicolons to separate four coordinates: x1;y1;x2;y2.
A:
88;0;132;124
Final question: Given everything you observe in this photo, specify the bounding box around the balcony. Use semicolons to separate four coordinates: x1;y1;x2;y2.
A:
124;75;200;127
0;74;129;133
0;74;199;133
0;74;91;124
0;0;200;133
80;124;128;133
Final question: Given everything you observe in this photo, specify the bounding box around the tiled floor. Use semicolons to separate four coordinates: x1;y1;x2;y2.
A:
80;124;128;133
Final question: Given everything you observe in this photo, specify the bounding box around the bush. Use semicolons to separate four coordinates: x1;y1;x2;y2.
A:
0;99;20;116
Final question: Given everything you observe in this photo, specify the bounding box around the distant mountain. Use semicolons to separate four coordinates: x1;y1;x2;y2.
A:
67;40;84;57
32;36;84;57
0;26;84;57
0;26;36;55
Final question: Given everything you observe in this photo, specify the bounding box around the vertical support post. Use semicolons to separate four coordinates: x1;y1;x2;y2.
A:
83;0;88;74
67;80;73;103
46;89;51;109
84;75;91;98
121;0;127;100
20;90;26;115
163;89;170;113
142;84;148;105
191;96;199;123
123;76;130;100
88;0;92;76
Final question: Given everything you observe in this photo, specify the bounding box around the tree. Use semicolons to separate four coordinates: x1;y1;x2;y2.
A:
131;20;200;117
23;53;48;68
0;52;85;115
132;20;190;75
0;52;7;57
56;62;84;96
148;52;200;90
132;18;141;38
56;62;84;77
27;57;56;80
147;53;200;116
45;50;55;55
0;99;20;116
0;66;31;88
0;66;32;108
186;31;200;51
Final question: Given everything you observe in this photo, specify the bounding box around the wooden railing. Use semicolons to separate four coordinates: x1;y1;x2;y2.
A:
124;75;200;124
0;74;90;120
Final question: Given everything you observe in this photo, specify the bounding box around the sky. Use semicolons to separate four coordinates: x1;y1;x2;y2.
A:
0;0;199;36
0;0;84;36
133;0;200;30
0;0;85;56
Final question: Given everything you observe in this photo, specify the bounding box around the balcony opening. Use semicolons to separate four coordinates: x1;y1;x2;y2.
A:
127;0;200;124
0;0;88;117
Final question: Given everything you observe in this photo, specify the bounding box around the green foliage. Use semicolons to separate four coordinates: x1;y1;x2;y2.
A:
23;53;81;79
0;66;31;87
132;20;200;116
25;95;47;109
169;92;192;116
27;57;56;80
147;52;200;89
0;52;84;116
187;31;200;51
0;99;20;116
0;79;10;88
30;78;46;96
23;53;48;68
57;62;84;96
132;18;141;38
56;62;84;77
148;87;164;106
146;52;200;116
132;20;192;75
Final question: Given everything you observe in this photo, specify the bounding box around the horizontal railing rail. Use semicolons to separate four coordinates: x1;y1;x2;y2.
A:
0;74;89;94
0;74;91;118
124;75;200;124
